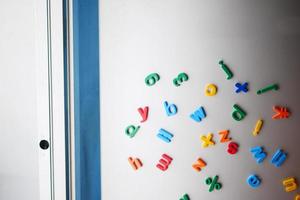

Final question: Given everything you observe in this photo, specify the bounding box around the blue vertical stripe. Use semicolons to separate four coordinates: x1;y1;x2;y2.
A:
73;0;100;199
62;0;70;199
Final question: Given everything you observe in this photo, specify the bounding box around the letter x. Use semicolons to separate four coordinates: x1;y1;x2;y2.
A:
235;82;248;93
200;133;215;148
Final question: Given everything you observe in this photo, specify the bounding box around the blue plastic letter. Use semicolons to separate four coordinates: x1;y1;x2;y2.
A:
157;128;174;143
271;149;287;167
247;174;261;188
163;101;178;116
190;107;206;122
250;146;267;164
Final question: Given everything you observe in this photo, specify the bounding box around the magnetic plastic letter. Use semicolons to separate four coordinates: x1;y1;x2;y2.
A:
164;101;178;116
157;128;174;143
192;158;207;172
227;142;239;154
253;119;263;136
232;104;247;121
200;133;215;148
272;106;290;119
156;154;173;171
250;146;267;164
271;149;287;167
282;177;298;192
247;174;261;188
145;73;160;86
205;84;218;96
173;73;189;87
128;157;143;170
138;106;149;123
257;84;279;95
190;107;206;122
219;60;233;80
235;82;249;93
218;130;231;143
125;125;140;138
